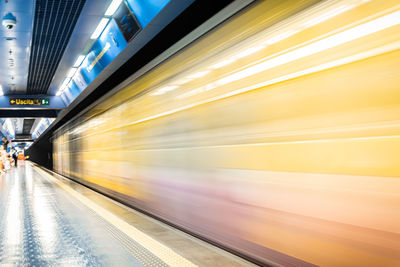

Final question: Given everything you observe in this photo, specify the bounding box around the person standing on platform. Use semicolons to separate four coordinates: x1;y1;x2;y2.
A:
6;139;11;154
12;150;18;167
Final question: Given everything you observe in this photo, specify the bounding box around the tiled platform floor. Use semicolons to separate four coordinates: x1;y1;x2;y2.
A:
0;161;255;266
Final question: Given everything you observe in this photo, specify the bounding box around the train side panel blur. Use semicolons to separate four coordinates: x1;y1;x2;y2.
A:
53;0;400;266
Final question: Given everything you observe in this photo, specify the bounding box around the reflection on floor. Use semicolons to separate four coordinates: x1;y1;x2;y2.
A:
0;161;254;266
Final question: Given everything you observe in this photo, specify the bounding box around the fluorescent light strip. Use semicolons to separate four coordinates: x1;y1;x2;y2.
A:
66;68;77;78
32;118;44;135
105;0;123;16
73;55;85;67
6;119;14;137
90;18;110;39
56;78;72;96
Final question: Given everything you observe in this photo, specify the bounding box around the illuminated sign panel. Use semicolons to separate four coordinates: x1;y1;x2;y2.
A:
80;19;128;85
126;0;170;27
10;98;50;106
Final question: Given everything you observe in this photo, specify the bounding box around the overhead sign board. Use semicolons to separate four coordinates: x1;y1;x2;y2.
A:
10;98;50;106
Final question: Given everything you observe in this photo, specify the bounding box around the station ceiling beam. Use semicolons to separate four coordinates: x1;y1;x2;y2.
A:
0;109;59;118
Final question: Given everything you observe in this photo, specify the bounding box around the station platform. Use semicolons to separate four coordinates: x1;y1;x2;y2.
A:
0;161;254;266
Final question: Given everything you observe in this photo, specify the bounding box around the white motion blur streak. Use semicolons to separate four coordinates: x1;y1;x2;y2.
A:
215;10;400;86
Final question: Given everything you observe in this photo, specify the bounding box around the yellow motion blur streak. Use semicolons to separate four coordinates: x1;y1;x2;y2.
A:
53;0;400;266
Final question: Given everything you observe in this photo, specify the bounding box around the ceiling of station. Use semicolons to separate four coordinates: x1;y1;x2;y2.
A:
6;117;33;136
0;0;107;142
0;0;198;144
0;0;107;96
27;0;86;94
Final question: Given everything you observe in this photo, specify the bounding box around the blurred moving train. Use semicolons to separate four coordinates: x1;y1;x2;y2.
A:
53;0;400;266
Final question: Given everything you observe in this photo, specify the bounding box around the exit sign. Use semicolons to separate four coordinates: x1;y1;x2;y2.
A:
10;98;50;106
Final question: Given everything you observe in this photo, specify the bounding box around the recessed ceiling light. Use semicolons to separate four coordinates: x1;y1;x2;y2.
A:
66;68;77;78
73;55;85;67
90;18;109;39
105;0;123;17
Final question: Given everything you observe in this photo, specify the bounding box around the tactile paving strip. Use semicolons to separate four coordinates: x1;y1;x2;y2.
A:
86;207;168;267
0;166;143;266
35;165;197;266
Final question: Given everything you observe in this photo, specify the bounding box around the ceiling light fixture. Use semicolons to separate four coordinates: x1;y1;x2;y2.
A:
5;119;14;137
73;55;85;67
56;78;71;96
90;18;110;39
32;118;44;135
66;68;77;78
61;78;71;89
105;0;123;17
